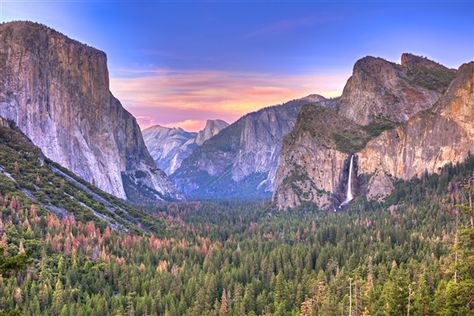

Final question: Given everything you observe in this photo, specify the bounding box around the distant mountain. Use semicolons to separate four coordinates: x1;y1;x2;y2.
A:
0;21;180;204
171;94;328;199
273;54;471;210
143;119;228;175
194;119;229;146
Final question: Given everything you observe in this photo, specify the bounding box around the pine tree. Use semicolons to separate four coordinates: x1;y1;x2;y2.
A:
300;297;315;316
413;272;430;316
243;283;255;313
231;284;244;316
381;268;408;316
219;288;230;316
274;271;286;305
443;202;474;315
52;279;64;315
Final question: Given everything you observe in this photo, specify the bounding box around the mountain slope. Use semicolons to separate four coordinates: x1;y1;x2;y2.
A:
143;119;228;175
0;117;170;234
172;94;328;199
0;21;179;203
273;54;465;209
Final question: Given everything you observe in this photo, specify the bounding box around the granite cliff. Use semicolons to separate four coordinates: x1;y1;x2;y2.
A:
0;21;179;203
172;95;327;199
358;61;474;200
273;105;367;209
143;119;228;175
274;54;469;209
338;53;456;125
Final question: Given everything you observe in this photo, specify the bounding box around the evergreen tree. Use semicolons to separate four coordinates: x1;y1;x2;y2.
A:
219;288;230;316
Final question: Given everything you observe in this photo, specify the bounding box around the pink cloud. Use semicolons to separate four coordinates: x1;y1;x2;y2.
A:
162;120;207;132
110;68;347;131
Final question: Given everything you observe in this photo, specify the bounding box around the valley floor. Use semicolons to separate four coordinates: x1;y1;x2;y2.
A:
0;157;473;315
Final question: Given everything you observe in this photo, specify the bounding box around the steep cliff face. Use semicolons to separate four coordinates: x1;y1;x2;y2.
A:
358;61;474;198
273;54;466;209
195;119;229;146
338;53;456;125
143;126;197;175
143;119;228;175
0;21;179;202
172;95;327;199
273;105;366;209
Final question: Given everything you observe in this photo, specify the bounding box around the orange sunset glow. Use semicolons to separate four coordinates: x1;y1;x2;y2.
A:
110;69;347;131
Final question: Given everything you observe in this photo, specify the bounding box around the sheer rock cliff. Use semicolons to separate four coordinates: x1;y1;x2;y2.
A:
0;21;179;203
273;54;468;209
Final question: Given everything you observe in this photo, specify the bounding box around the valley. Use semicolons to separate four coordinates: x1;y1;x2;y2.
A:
0;6;473;315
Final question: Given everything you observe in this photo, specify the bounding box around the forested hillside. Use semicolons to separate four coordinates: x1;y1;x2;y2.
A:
0;148;473;315
0;118;172;235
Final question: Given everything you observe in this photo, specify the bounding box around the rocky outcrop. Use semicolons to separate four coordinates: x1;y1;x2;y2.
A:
0;21;179;202
0;116;9;128
338;53;456;125
143;119;228;175
172;94;327;199
273;105;370;209
195;119;229;146
358;61;474;198
273;54;466;209
143;126;197;175
365;170;394;202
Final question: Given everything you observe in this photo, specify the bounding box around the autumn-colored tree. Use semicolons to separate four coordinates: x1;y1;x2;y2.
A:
219;288;230;316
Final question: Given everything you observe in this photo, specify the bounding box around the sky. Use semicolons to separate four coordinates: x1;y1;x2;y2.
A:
1;0;473;131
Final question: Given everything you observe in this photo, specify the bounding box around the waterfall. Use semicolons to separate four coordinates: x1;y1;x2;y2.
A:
340;154;354;207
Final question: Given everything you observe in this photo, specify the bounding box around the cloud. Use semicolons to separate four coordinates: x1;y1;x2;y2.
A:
110;68;347;131
162;120;207;132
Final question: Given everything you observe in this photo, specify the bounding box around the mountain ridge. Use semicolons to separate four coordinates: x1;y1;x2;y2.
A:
172;94;328;199
143;119;228;175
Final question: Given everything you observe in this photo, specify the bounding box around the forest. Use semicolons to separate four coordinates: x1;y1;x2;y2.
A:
0;154;473;315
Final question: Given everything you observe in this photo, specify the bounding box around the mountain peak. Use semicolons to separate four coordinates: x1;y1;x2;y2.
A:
203;119;229;131
143;119;228;175
143;124;167;132
301;94;327;102
0;20;105;57
400;53;451;70
340;54;456;125
436;61;474;122
352;56;396;74
195;119;229;146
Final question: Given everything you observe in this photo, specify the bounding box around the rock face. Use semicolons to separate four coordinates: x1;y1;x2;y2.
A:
143;119;228;175
195;119;229;146
358;61;474;197
172;95;327;199
0;21;179;202
273;105;366;209
338;53;456;125
274;54;468;209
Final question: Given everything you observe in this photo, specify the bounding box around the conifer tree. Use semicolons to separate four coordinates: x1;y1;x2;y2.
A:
219;288;230;316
